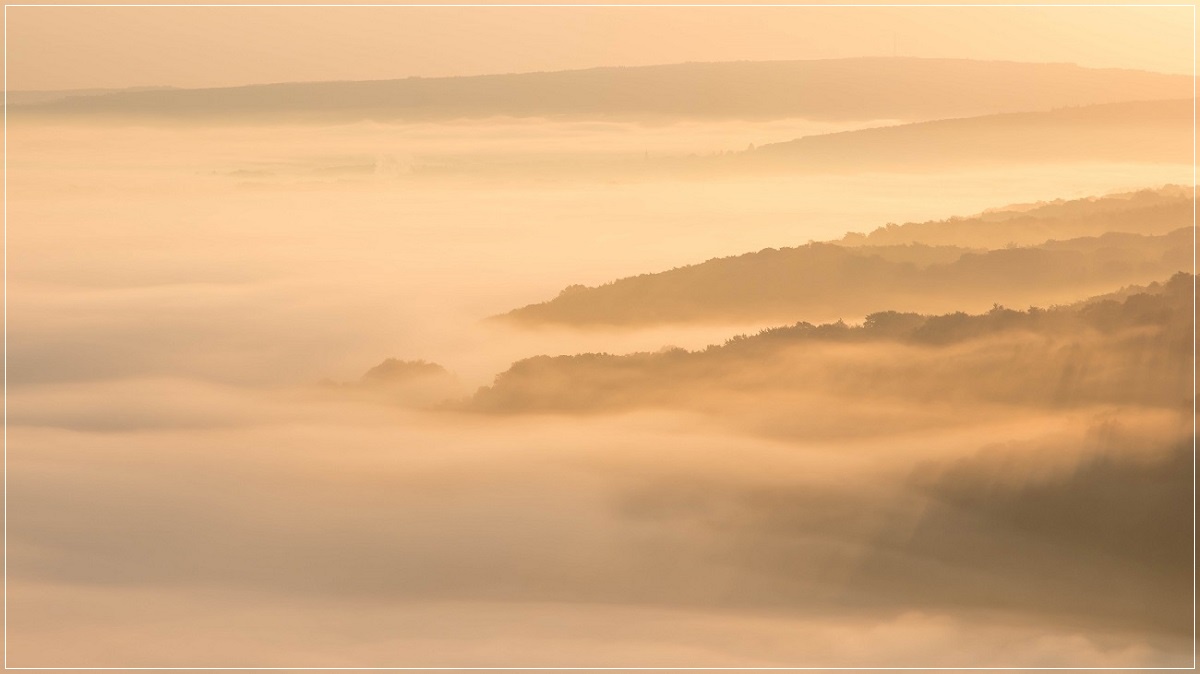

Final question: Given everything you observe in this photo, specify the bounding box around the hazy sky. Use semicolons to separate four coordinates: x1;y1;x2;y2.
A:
5;4;1195;90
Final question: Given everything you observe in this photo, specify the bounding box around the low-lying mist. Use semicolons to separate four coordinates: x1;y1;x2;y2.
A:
8;119;1191;388
6;110;1194;667
8;378;1193;666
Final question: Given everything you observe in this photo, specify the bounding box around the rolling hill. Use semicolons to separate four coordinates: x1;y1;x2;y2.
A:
500;189;1194;326
10;58;1193;123
476;272;1193;414
730;99;1193;171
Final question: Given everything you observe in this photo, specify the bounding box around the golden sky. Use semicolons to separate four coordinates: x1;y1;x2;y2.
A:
5;4;1195;90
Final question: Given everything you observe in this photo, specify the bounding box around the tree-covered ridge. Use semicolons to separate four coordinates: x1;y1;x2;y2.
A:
501;223;1191;326
474;273;1193;414
722;270;1191;347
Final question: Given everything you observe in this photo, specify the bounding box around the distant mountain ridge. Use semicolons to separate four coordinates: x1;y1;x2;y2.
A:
500;188;1194;326
6;86;177;107
10;58;1193;123
731;99;1193;170
836;186;1193;248
330;99;1190;180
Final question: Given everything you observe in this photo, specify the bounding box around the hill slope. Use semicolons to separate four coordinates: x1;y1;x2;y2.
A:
11;58;1193;123
477;272;1193;415
731;99;1193;171
501;190;1194;326
835;186;1193;248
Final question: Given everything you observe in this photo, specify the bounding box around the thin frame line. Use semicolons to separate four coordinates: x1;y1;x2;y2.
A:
1;2;1194;671
5;3;10;671
1191;2;1197;672
2;4;1199;7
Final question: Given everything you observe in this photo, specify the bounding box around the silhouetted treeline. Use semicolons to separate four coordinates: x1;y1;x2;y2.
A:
10;59;1192;124
502;220;1191;326
359;358;448;385
474;273;1193;414
320;358;462;406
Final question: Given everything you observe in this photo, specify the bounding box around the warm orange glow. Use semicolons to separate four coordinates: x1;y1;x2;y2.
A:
4;6;1195;667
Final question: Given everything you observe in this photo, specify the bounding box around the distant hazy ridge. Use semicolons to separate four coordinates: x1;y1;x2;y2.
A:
10;58;1192;122
501;188;1194;326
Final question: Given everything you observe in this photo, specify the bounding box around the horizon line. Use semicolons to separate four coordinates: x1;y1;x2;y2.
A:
6;53;1193;96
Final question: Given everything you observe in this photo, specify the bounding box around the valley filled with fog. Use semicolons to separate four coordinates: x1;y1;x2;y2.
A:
5;57;1195;667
